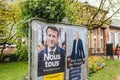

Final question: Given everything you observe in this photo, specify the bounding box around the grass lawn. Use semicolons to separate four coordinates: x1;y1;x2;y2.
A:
0;61;28;80
0;59;120;80
89;59;120;80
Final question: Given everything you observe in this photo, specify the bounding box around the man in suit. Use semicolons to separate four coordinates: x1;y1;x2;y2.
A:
38;26;65;76
71;31;85;67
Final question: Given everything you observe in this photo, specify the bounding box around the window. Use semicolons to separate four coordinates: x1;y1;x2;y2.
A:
93;29;97;35
100;29;103;36
93;38;96;48
118;33;120;45
111;32;115;47
100;39;103;48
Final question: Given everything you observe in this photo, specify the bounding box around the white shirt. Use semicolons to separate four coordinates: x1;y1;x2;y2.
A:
48;47;56;55
75;40;78;54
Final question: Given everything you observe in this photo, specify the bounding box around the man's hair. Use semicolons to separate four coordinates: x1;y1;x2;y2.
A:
46;26;59;37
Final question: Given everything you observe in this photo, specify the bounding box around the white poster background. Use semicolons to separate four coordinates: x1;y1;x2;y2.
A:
29;19;88;80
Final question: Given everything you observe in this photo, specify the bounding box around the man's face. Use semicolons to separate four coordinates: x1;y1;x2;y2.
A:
75;32;79;40
46;28;58;49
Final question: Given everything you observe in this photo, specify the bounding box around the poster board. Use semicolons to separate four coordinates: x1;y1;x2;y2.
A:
29;18;88;80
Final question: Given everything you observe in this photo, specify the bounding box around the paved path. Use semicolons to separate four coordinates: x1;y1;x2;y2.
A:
116;74;120;80
104;55;120;80
113;55;120;80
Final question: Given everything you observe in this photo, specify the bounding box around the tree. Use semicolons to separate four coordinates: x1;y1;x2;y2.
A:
17;0;66;42
17;0;66;61
65;0;120;29
19;0;66;22
0;0;22;61
19;0;120;30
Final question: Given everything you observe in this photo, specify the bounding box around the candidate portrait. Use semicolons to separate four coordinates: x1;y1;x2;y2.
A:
37;26;65;76
70;31;85;67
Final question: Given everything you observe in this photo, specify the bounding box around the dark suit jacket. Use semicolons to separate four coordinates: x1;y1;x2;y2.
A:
38;45;65;76
71;39;85;60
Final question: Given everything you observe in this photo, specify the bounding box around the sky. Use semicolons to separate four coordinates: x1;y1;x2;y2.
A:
78;0;120;20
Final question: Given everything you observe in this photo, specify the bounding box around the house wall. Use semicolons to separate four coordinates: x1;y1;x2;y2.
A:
89;27;106;55
89;23;120;56
108;28;120;47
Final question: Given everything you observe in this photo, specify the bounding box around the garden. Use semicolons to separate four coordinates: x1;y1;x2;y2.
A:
88;56;120;80
0;56;120;80
88;56;105;74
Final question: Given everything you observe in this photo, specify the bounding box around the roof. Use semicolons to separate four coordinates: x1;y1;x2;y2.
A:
78;1;108;12
110;19;120;28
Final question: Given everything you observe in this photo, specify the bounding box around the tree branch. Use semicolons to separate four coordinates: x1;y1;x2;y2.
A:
87;0;104;26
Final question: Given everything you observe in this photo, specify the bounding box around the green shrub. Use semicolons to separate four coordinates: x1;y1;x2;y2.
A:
15;40;28;61
0;53;19;62
10;54;19;61
20;0;66;22
16;45;28;61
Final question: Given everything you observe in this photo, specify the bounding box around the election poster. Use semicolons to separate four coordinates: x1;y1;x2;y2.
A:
37;25;65;77
29;18;88;80
65;27;88;80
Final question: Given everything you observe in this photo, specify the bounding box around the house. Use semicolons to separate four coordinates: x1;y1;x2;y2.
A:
89;25;108;56
107;19;120;47
89;19;120;56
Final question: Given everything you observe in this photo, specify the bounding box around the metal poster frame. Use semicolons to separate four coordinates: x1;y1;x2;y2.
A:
29;18;88;80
